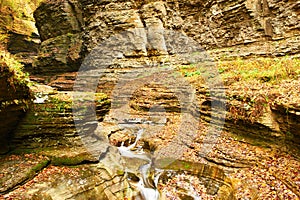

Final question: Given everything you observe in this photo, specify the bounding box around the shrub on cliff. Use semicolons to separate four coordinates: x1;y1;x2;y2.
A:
0;51;30;96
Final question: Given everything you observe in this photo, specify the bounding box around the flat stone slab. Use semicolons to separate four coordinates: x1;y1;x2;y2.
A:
0;154;49;193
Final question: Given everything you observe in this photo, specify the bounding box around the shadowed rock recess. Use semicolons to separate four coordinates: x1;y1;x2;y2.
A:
0;0;299;199
0;58;31;154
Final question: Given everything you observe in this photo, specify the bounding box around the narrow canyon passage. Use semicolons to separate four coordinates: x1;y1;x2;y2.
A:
0;0;299;199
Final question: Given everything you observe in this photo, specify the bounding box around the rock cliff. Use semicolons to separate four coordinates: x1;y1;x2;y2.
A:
0;0;41;70
0;0;41;154
33;0;300;74
30;0;300;160
1;0;300;199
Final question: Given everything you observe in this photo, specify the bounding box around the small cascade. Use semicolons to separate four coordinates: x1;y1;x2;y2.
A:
117;127;161;200
118;129;149;161
137;163;160;200
116;120;234;200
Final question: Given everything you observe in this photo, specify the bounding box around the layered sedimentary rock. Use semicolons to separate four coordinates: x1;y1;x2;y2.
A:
32;0;300;145
11;85;110;151
0;0;41;71
33;0;84;74
33;0;300;76
2;1;298;199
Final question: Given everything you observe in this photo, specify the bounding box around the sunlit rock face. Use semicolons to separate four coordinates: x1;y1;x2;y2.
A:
33;0;300;75
1;1;297;199
30;0;300;148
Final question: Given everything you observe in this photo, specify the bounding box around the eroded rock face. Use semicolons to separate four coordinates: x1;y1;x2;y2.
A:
31;1;300;142
33;0;300;75
2;85;130;199
156;159;235;199
34;0;83;42
10;85;110;151
0;0;41;72
175;0;300;57
33;33;83;74
33;0;84;75
1;156;131;200
3;0;298;199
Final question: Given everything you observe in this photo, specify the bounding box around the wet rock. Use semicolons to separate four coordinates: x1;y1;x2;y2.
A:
107;127;136;147
0;83;134;199
40;147;99;165
156;159;235;199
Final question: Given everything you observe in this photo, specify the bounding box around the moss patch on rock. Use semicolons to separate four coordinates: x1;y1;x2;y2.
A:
0;153;49;193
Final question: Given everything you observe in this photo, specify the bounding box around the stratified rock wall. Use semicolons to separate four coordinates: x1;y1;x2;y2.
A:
75;0;300;55
81;0;299;52
31;0;300;143
33;0;84;74
33;0;300;75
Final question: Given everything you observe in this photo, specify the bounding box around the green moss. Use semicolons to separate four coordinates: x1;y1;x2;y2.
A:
0;0;43;20
117;170;125;176
66;32;74;38
26;159;49;177
95;93;111;109
0;51;32;112
178;57;300;84
184;163;191;170
0;51;30;87
285;131;294;140
30;96;72;114
9;148;36;155
50;97;72;111
51;156;87;166
184;70;201;77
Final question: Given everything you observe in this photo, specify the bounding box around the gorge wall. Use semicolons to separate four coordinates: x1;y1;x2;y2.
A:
0;0;42;154
31;0;300;144
0;54;31;154
33;0;300;75
1;1;299;199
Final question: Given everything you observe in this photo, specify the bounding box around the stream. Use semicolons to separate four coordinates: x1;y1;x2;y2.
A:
118;127;161;200
114;117;235;200
117;125;208;200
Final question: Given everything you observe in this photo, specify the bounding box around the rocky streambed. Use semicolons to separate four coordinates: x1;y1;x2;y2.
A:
0;78;299;199
1;0;300;199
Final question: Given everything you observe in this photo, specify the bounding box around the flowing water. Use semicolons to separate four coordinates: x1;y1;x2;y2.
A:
116;119;232;200
118;127;161;200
